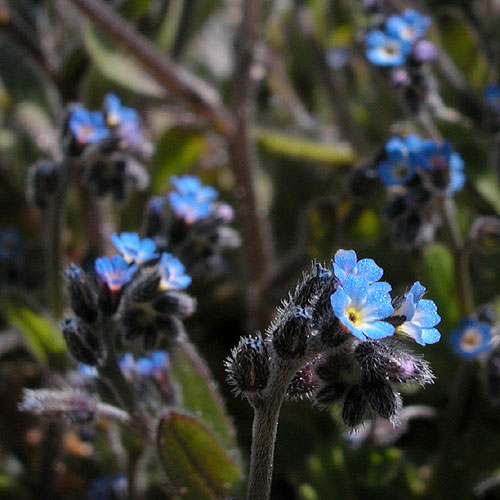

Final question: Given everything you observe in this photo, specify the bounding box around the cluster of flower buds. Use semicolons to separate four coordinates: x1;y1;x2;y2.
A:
364;8;436;113
143;175;240;275
63;231;194;367
352;134;465;248
226;249;440;427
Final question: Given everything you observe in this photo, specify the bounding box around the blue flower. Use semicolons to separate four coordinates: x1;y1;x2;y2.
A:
103;93;141;146
87;475;127;500
365;30;411;67
118;352;136;379
330;275;395;341
68;107;109;145
0;228;21;262
386;9;431;44
110;232;159;264
148;196;166;213
393;281;441;345
450;318;493;358
158;253;191;290
333;249;384;285
485;84;500;110
411;140;465;194
77;363;98;378
168;175;218;223
94;255;137;292
136;350;168;377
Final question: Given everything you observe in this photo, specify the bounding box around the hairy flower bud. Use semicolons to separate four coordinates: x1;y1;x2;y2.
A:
272;309;310;360
290;263;332;309
64;264;99;323
342;385;367;428
152;291;196;318
62;317;103;366
287;361;318;401
315;382;347;407
225;336;270;397
362;379;402;422
130;272;161;303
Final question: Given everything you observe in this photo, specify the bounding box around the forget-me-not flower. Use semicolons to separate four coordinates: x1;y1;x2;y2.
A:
365;30;412;67
450;317;493;358
168;175;218;223
393;281;441;345
330;275;395;341
95;255;137;292
386;9;431;44
485;84;500;110
136;351;169;377
158;253;191;290
103;93;141;146
333;249;384;285
377;136;420;186
68;107;110;145
110;232;159;264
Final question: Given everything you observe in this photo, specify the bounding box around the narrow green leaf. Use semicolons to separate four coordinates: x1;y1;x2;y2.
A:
156;0;185;51
83;21;165;98
4;303;66;363
475;171;500;215
157;411;242;500
151;126;206;192
255;127;356;165
170;341;239;458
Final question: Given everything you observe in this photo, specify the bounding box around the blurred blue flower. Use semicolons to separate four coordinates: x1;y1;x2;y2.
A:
377;136;420;186
158;253;191;290
450;317;492;358
110;232;159;264
87;475;127;500
414;39;436;63
68;107;109;145
0;228;21;262
333;249;384;284
168;175;218;223
103;93;141;146
386;9;431;44
485;84;500;110
118;352;136;379
136;350;169;377
330;275;395;341
365;30;411;67
77;363;98;378
394;281;441;345
94;255;137;291
148;196;166;214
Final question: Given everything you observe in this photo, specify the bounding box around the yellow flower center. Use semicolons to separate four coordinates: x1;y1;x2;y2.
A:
459;328;481;352
346;307;362;326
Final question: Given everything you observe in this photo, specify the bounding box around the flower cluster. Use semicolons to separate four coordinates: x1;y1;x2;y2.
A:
226;249;440;427
143;175;240;275
364;9;436;112
63;232;194;365
352;134;465;248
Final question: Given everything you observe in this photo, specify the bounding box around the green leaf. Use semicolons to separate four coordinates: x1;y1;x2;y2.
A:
474;171;500;215
151;126;206;192
255;128;356;166
423;243;460;326
4;302;66;364
157;410;242;500
83;21;165;98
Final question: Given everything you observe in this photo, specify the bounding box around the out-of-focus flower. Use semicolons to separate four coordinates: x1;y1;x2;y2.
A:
111;232;159;264
393;281;441;345
103;93;141;147
450;317;493;358
168;175;218;223
158;253;191;290
68;107;109;146
386;9;431;44
485;84;500;110
330;275;394;341
94;255;137;292
365;30;412;67
0;228;21;262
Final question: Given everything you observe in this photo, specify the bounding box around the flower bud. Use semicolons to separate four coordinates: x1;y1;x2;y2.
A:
272;309;310;360
291;263;331;309
342;385;367;428
152;291;196;318
363;379;402;422
62;317;103;366
225;336;270;397
287;361;318;401
27;160;60;209
64;264;99;323
130;272;161;303
315;382;347;407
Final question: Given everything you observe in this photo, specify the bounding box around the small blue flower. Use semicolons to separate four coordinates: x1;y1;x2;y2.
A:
365;30;412;67
94;255;137;292
103;93;141;146
485;84;500;110
77;363;98;378
386;9;431;44
168;175;218;223
0;228;21;262
394;281;441;345
333;249;384;285
158;253;191;290
87;475;127;500
118;352;136;378
136;350;168;377
450;317;493;358
110;232;159;264
330;275;395;341
148;196;166;214
68;107;109;145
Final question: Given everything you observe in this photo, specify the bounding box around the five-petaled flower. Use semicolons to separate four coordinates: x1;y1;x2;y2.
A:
386;9;431;44
68;107;110;145
450;317;493;358
393;281;441;345
103;93;141;146
168;175;218;223
158;253;192;290
95;255;137;292
111;232;159;265
365;30;412;67
377;135;422;186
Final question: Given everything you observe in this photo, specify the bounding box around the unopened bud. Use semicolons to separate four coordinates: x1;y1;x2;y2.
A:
272;309;310;360
362;379;402;422
64;264;99;323
62;317;103;366
152;291;196;318
342;385;367;428
225;336;270;397
287;361;318;400
315;382;347;407
130;272;161;303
